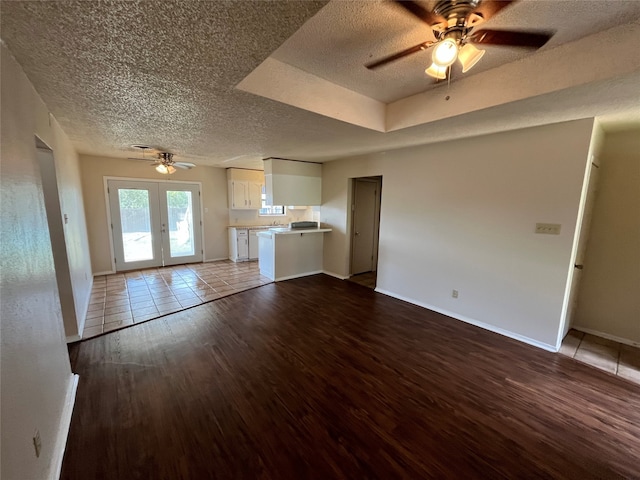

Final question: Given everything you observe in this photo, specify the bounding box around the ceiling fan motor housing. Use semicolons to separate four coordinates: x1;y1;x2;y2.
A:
159;152;175;165
433;0;482;32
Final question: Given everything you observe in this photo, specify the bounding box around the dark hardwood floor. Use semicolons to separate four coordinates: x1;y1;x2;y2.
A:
63;274;640;479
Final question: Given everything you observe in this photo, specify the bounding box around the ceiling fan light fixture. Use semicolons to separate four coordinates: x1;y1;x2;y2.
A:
425;62;447;79
155;164;169;174
166;165;177;174
458;43;485;72
432;37;459;67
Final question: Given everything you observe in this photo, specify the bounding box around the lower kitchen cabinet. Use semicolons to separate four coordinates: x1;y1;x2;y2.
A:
228;227;262;262
228;227;248;262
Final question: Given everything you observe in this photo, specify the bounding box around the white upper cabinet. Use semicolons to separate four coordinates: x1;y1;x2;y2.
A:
264;158;321;206
227;169;265;210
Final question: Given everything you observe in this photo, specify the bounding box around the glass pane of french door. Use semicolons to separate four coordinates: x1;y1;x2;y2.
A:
108;180;162;271
118;188;154;262
108;180;202;271
159;183;202;266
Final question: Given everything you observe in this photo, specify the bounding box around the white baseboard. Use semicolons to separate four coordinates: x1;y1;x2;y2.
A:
204;257;228;263
275;270;324;282
375;288;558;353
322;270;349;280
572;325;640;348
92;270;114;276
51;373;79;480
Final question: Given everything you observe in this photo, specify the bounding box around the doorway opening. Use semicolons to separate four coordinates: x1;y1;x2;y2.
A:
36;137;82;342
107;179;203;272
348;176;382;289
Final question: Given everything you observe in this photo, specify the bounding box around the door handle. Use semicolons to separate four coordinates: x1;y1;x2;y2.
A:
574;264;584;270
355;231;360;236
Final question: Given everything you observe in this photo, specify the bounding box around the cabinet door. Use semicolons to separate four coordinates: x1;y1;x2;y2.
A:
237;231;249;259
248;182;263;209
228;228;238;261
231;181;249;209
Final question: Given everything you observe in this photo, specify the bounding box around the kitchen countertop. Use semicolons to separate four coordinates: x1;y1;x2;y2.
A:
227;225;286;229
256;227;332;236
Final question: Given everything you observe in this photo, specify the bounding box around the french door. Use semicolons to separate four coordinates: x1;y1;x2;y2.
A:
107;180;203;271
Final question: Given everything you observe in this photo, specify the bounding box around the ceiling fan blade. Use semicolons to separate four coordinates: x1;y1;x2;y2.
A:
469;29;554;49
366;41;435;70
393;1;446;27
174;162;196;169
471;0;518;23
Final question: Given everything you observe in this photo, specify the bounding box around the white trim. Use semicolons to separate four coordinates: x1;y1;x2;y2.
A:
51;374;79;480
204;257;228;263
103;177;117;273
275;270;324;282
572;326;640;348
375;288;558;353
103;174;203;185
103;176;205;272
93;270;115;276
322;270;349;280
65;334;81;343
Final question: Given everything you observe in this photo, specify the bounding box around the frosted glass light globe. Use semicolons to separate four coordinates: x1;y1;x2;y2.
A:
432;38;459;67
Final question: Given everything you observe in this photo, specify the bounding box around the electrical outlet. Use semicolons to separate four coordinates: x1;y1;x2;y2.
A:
452;290;459;298
33;430;41;458
535;223;561;235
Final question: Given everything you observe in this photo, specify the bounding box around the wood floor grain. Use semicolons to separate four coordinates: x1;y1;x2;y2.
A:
63;274;640;479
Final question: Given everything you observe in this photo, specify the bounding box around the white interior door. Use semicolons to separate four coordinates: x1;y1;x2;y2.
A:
562;160;600;337
108;180;202;271
351;179;379;275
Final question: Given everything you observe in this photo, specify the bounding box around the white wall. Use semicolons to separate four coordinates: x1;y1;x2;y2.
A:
53;135;94;340
1;43;78;480
573;129;640;345
80;155;230;273
322;119;595;350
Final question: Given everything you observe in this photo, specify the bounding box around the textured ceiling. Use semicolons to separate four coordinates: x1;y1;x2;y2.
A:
1;0;639;170
273;0;640;103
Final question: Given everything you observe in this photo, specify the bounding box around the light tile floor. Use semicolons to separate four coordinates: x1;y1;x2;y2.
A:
560;329;640;385
347;271;377;289
83;260;271;339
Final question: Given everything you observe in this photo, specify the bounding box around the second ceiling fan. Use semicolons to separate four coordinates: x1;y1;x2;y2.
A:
366;0;554;79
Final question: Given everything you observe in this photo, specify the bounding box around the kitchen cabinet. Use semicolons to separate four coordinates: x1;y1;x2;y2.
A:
229;180;262;210
227;168;265;210
228;227;249;262
229;227;262;262
263;158;321;206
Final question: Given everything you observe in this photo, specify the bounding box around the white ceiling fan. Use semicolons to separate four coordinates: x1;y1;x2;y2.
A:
128;146;196;175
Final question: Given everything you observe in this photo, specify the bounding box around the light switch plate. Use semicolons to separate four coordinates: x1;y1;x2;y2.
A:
535;223;561;235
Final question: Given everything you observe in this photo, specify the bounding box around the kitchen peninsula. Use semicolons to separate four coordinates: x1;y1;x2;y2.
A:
256;224;331;281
